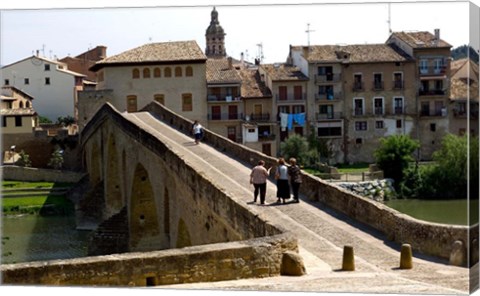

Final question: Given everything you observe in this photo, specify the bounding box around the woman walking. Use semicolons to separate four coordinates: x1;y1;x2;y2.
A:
249;160;270;204
275;158;290;204
288;158;302;203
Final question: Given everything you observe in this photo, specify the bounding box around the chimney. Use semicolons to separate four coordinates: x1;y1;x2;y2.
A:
434;29;440;46
228;56;233;69
36;50;39;57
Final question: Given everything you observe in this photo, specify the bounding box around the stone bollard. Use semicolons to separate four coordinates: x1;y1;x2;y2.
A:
399;243;413;269
342;245;355;271
449;240;466;266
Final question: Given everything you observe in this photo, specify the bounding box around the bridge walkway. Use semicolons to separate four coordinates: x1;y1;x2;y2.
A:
124;112;470;294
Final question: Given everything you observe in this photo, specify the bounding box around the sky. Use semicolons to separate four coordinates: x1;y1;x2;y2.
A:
0;0;479;68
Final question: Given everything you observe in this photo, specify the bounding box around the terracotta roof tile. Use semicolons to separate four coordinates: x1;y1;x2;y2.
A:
206;58;242;83
260;64;308;81
293;44;412;63
450;78;479;101
238;68;272;98
92;41;206;70
391;31;452;48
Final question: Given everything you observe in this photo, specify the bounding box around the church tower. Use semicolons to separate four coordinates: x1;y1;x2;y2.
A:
205;7;226;57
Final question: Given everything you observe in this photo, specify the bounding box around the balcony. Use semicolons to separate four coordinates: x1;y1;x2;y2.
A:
208;112;244;121
315;91;342;101
276;93;306;102
372;81;384;91
352;81;364;92
258;133;276;141
315;73;341;84
392;80;404;90
420;108;447;117
207;95;241;102
315;112;343;120
419;66;447;76
419;89;446;96
246;113;270;122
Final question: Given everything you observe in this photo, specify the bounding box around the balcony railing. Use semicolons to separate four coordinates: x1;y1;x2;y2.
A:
353;108;364;116
246;113;270;122
420;108;447;117
392;80;404;90
315;73;341;84
315;112;343;120
373;107;384;115
372;81;384;91
352;82;364;92
276;93;306;102
419;66;447;76
258;133;276;141
419;89;446;96
208;112;244;120
207;95;241;102
315;91;342;101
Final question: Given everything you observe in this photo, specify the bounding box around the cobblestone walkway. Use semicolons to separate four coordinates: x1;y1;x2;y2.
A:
126;112;474;295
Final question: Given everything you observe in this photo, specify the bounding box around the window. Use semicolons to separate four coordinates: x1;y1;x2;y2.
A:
294;85;303;100
355;121;367;131
4;79;9;85
164;67;172;77
318;127;342;137
434;59;444;73
154;68;161;78
317;66;333;80
394;97;404;114
353;98;364;115
396;119;402;128
393;72;403;89
227;126;236;141
373;73;383;90
175;67;182;77
374;97;383;115
24;78;29;85
2;116;6;127
132;68;140;79
421;102;430;116
211;106;221;120
15;116;22;127
126;95;137;112
26;101;30;108
353;74;363;91
44;64;50;71
435;101;445;116
143;68;151;78
278;86;287;100
430;123;436;132
292;105;305;114
154;94;165;105
375;121;384;129
182;93;192;111
319;104;334;119
19;102;24;108
45;77;51;85
420;59;428;74
355;138;363;145
186;66;193;77
434;80;443;91
228;105;238;120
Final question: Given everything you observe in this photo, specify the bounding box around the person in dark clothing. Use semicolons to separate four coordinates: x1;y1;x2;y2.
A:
249;160;271;204
288;157;302;203
275;157;290;204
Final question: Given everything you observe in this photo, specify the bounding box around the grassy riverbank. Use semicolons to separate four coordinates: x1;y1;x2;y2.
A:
2;181;74;215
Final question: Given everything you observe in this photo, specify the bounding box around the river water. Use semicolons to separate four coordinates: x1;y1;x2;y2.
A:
1;215;91;264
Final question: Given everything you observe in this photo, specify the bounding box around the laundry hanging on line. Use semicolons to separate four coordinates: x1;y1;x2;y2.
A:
280;112;306;131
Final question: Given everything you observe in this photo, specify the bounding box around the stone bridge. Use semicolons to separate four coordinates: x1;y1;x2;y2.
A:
1;101;477;293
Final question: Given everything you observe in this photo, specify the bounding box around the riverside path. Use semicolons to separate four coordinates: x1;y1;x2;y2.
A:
124;112;474;295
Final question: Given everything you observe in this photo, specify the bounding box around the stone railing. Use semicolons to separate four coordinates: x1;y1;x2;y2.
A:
1;166;86;183
1;233;299;286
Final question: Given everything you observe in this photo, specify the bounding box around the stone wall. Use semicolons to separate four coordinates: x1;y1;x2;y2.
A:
1;166;86;183
0;233;298;286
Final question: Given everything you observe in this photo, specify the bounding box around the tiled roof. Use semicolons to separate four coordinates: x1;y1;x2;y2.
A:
0;108;37;116
206;58;242;84
451;58;479;81
390;31;451;48
238;68;272;99
260;64;308;81
450;78;479;102
91;41;206;70
292;44;412;63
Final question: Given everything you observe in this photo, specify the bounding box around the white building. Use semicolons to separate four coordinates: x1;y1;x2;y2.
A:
1;54;86;121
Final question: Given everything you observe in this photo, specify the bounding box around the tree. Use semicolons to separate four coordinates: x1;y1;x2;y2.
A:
48;148;64;170
373;135;420;188
15;150;32;167
56;115;75;127
39;116;52;124
280;134;311;166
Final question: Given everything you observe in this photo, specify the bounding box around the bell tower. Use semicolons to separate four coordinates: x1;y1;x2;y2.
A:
205;7;226;57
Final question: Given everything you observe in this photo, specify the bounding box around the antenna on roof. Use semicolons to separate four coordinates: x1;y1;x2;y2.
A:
256;43;264;64
306;23;315;47
387;3;392;36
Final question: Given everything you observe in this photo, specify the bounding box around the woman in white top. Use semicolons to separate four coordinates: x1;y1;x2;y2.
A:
192;120;203;144
275;157;290;204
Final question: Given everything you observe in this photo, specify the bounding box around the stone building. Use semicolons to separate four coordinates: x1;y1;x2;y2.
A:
1;86;38;135
87;40;208;124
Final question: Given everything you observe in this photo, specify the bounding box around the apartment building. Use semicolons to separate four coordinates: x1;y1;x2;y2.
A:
387;30;452;159
1;55;86;121
88;41;208;124
449;57;479;136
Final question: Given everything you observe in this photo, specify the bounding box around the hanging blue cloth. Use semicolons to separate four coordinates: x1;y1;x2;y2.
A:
293;113;305;127
287;113;294;130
